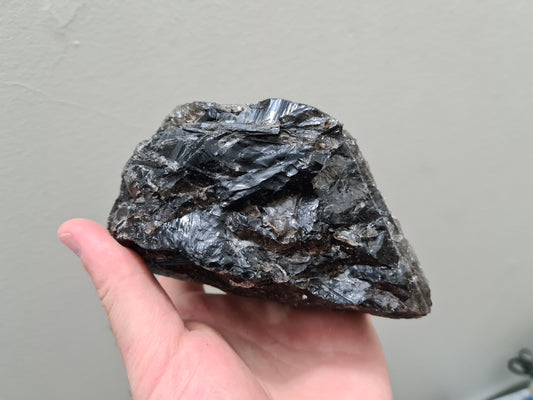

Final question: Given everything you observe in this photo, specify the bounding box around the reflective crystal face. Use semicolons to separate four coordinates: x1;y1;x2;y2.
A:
108;99;431;318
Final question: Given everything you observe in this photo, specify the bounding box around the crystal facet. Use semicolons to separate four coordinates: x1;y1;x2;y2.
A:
108;99;431;318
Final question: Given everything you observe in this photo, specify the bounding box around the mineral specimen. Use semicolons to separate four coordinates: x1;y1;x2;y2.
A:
108;99;431;318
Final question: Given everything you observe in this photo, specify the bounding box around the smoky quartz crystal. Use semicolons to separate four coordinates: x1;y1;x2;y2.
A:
108;99;431;318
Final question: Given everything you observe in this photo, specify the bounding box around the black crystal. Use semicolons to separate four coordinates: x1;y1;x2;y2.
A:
108;99;431;318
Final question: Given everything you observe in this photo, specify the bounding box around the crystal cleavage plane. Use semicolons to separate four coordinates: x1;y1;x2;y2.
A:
108;99;431;318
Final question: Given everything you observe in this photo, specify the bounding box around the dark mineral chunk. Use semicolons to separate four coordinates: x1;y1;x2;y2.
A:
108;99;431;318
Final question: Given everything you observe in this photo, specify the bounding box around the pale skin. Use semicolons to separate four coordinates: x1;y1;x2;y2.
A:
58;219;392;400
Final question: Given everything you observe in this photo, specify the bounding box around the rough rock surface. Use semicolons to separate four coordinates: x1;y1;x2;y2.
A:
108;99;431;318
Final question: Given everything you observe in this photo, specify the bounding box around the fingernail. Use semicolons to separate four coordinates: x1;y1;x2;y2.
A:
59;233;82;257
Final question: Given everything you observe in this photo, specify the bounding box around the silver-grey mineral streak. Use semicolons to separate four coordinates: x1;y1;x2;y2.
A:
108;98;431;318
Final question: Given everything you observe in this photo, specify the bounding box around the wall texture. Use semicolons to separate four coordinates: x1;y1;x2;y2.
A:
1;1;532;399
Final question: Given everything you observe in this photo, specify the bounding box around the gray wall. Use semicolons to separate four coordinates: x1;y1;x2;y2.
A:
2;1;532;399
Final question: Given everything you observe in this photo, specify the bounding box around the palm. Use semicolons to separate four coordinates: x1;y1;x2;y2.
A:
58;219;391;400
141;285;391;399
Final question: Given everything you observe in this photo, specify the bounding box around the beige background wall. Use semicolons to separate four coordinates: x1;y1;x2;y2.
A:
2;1;532;399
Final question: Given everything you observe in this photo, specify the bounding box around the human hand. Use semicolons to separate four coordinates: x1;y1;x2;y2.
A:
58;219;392;399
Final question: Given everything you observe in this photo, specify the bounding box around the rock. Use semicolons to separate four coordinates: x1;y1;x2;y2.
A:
108;99;431;318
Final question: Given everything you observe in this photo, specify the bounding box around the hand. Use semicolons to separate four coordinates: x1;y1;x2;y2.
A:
58;219;392;400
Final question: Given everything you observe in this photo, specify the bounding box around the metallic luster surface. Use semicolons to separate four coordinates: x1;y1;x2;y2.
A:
108;99;431;318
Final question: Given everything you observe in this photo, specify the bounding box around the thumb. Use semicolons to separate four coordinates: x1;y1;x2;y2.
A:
58;219;184;366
